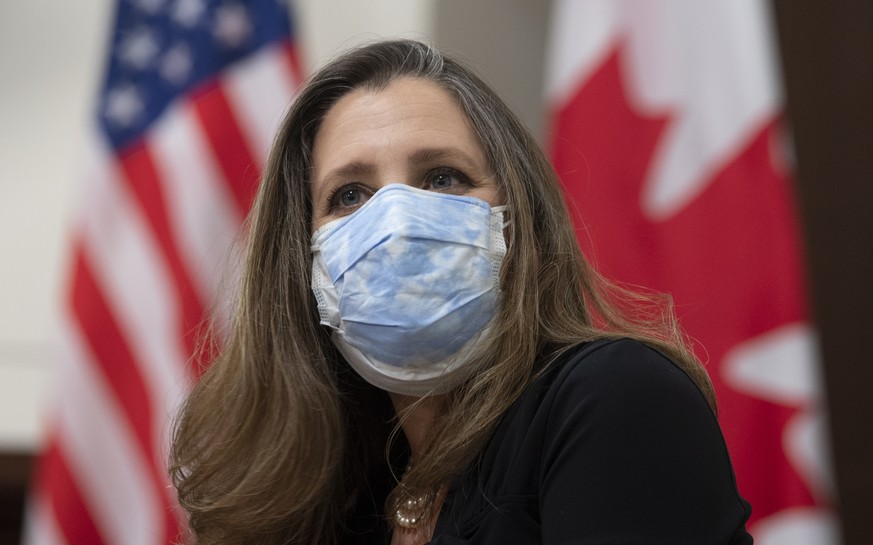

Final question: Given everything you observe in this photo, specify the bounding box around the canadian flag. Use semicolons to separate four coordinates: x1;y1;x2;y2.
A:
546;1;838;543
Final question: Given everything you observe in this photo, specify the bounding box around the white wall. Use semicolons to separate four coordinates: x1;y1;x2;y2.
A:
0;0;110;451
296;0;435;68
0;0;437;452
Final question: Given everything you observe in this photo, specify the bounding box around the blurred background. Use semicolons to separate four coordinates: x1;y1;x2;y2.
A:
0;1;869;544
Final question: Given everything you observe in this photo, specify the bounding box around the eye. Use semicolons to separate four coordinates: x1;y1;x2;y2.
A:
339;188;362;206
328;184;371;213
425;168;470;192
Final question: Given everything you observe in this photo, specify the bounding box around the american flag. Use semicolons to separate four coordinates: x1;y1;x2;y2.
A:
23;1;302;544
546;1;837;543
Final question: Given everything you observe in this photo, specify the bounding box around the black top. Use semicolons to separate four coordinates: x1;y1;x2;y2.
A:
344;339;753;544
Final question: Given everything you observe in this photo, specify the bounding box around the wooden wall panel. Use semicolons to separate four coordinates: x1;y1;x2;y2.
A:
771;2;873;544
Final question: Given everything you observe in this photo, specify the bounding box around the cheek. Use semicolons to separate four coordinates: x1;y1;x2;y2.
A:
470;186;503;208
311;213;331;232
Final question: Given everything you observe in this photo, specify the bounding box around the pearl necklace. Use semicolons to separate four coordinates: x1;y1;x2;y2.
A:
393;488;436;529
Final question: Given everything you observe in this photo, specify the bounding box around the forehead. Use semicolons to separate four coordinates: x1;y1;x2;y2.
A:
310;77;486;180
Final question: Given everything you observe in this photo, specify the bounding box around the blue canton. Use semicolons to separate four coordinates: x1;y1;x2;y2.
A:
100;0;293;150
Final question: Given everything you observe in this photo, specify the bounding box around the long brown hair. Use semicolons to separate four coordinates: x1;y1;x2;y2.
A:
170;39;715;545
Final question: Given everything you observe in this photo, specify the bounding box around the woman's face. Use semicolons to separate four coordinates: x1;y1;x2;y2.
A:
309;77;499;230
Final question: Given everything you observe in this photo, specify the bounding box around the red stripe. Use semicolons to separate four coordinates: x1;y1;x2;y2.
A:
282;41;304;83
69;246;183;544
117;143;207;374
70;247;155;459
190;82;262;215
37;440;108;545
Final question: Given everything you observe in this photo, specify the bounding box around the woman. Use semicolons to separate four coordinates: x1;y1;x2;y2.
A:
171;40;752;545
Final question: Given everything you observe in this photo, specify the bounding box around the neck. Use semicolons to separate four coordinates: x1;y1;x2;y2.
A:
388;393;446;460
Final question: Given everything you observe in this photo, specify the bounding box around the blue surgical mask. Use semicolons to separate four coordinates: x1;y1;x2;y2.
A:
311;184;508;395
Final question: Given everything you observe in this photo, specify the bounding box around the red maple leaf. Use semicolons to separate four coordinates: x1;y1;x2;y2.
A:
549;44;817;522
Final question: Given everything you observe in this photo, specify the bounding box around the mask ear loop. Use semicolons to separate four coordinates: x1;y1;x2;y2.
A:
490;205;512;229
488;206;509;283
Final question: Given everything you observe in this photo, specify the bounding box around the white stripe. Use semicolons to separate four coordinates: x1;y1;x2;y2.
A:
544;0;619;105
722;322;820;405
784;407;836;500
79;135;191;487
222;43;300;164
624;0;781;219
751;507;840;545
56;312;161;545
723;323;837;506
21;494;68;545
545;0;782;220
148;101;244;322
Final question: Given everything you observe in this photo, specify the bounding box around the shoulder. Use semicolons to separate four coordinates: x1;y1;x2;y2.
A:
442;339;752;543
530;339;752;543
532;338;725;473
481;337;723;489
547;338;704;394
540;338;714;423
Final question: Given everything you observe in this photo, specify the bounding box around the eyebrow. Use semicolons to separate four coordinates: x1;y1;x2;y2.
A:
319;147;482;184
319;161;376;186
407;147;480;168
